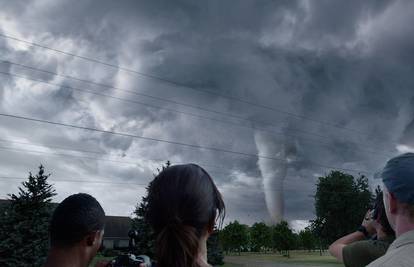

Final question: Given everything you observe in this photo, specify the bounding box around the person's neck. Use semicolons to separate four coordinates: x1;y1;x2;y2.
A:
44;246;88;267
197;235;210;267
395;215;414;237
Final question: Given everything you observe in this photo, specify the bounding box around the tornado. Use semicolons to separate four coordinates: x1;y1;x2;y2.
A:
254;131;288;224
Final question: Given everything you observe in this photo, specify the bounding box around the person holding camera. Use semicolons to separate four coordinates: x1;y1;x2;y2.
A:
329;192;395;267
367;153;414;267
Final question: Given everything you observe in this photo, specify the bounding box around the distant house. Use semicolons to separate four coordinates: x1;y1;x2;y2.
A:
102;216;132;249
0;199;132;250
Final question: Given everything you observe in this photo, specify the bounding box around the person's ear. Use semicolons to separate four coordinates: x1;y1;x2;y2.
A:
208;225;214;234
85;233;96;247
85;231;103;247
388;192;398;214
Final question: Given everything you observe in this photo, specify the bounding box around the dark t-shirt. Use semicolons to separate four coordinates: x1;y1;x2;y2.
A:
342;237;394;267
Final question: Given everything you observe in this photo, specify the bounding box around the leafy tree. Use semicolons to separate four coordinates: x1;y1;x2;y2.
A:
220;221;249;255
0;165;56;267
271;221;296;257
250;222;272;253
312;171;372;245
298;227;316;252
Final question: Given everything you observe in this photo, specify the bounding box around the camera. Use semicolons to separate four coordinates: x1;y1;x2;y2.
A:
107;254;148;267
106;229;152;267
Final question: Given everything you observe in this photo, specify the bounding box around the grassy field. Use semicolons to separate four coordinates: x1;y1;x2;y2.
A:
224;251;344;266
89;251;343;267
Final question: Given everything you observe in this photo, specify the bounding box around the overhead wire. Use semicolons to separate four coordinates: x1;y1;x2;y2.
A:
0;70;394;158
3;59;383;148
0;112;373;175
0;32;375;136
0;176;368;194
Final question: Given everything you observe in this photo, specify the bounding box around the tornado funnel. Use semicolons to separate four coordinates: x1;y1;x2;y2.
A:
254;131;288;224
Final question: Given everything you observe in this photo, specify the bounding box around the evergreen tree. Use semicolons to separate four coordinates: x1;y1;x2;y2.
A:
0;165;56;267
131;161;171;258
207;229;224;266
131;186;155;258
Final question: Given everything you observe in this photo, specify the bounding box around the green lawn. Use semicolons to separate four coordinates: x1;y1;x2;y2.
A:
89;254;113;267
224;251;344;266
90;251;343;267
89;255;243;267
222;263;243;267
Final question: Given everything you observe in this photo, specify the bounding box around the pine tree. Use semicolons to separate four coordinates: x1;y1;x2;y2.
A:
0;165;56;267
207;229;224;266
131;161;171;258
131;186;155;258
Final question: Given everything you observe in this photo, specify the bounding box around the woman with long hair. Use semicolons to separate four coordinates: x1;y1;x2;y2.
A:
146;164;225;267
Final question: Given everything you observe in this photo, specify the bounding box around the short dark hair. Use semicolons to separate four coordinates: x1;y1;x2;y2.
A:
49;193;105;247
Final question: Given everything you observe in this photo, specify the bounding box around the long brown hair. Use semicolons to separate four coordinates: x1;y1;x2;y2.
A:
146;164;225;267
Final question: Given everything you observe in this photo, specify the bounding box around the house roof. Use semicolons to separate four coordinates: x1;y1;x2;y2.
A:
104;215;132;239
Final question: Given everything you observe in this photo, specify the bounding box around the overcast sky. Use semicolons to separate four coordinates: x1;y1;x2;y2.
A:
0;0;413;231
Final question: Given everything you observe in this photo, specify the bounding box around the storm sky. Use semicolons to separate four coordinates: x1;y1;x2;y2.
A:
0;0;413;230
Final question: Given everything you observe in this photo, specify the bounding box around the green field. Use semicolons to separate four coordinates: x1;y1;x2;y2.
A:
224;251;344;266
90;251;344;267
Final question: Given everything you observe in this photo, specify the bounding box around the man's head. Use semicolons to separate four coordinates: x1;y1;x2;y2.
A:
49;193;105;260
379;153;414;231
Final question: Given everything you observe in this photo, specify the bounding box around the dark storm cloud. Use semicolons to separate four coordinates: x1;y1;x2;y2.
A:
0;0;413;226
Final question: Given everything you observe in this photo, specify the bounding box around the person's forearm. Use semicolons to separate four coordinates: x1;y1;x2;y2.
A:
328;231;365;262
332;231;366;246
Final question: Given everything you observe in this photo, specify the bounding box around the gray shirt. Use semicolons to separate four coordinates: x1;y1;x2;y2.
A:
367;229;414;267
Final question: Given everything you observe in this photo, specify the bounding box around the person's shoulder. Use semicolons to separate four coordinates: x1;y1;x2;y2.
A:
367;242;414;267
343;240;386;267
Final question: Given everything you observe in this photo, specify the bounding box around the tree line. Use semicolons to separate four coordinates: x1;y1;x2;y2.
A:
219;220;315;257
216;170;374;257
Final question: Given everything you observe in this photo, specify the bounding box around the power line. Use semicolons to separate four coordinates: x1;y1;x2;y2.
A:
0;32;373;136
0;176;150;187
0;70;393;158
0;176;366;194
3;60;285;130
0;112;373;175
0;138;104;155
2;60;397;156
0;62;350;142
0;145;162;166
0;143;227;174
0;139;368;187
